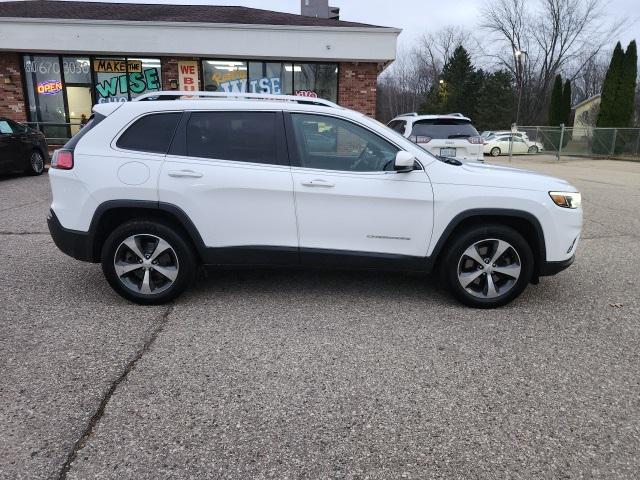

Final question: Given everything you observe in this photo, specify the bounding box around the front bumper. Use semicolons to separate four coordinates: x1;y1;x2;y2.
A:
539;254;575;276
47;209;94;262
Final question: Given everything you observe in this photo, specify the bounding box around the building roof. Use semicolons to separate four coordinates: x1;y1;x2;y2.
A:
573;93;601;110
0;0;386;29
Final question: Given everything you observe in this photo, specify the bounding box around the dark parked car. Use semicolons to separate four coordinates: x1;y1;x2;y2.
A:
0;117;48;175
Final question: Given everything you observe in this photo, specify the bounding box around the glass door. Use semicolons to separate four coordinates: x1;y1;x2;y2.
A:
65;86;93;135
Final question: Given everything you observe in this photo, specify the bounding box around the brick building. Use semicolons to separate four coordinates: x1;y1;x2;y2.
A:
0;1;399;140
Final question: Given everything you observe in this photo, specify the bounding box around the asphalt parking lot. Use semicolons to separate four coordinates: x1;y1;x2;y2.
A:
1;157;639;479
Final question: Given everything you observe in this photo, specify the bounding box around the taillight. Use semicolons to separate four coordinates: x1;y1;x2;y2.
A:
467;136;484;144
51;149;73;170
409;135;432;144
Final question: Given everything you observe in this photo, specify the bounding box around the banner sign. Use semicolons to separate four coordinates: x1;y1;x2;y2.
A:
178;61;198;91
93;59;142;73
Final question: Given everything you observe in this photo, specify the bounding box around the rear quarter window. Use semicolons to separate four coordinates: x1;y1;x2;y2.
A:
116;112;182;154
411;119;479;139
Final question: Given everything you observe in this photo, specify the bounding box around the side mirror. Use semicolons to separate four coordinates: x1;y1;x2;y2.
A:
394;151;416;172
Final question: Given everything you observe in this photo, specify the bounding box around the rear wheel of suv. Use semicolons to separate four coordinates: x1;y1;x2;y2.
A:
441;224;534;308
490;147;501;157
101;220;196;305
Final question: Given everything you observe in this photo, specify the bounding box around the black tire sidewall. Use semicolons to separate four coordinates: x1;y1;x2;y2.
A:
101;221;196;305
491;147;501;157
443;225;534;308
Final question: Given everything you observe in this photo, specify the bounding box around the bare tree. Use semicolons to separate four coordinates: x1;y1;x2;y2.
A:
377;26;481;121
480;0;625;124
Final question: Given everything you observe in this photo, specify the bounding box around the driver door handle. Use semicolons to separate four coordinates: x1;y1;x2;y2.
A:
301;179;335;188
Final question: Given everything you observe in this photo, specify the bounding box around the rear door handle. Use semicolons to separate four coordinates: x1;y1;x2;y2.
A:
300;179;335;188
168;169;203;178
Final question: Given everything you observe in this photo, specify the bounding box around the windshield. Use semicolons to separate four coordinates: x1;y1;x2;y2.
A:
411;119;479;139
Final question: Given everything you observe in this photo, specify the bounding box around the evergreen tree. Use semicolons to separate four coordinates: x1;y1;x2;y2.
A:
561;79;572;125
619;40;637;127
421;46;482;119
597;42;625;127
475;70;515;131
548;74;564;125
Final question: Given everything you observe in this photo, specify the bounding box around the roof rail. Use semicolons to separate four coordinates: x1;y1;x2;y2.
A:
447;113;465;117
398;112;418;116
133;90;341;108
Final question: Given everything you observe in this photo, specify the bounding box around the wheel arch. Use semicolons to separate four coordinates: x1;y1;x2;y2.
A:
430;209;546;275
87;200;206;263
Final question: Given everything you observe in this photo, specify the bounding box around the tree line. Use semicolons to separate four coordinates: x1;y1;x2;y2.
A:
377;0;638;131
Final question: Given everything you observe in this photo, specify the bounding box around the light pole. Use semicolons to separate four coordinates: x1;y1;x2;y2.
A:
515;50;527;125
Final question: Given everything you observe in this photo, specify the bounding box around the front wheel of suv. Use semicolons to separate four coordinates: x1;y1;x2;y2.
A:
441;224;534;308
101;220;197;305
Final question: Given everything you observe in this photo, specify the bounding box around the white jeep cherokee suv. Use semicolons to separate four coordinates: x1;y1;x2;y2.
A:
388;113;484;162
47;92;582;308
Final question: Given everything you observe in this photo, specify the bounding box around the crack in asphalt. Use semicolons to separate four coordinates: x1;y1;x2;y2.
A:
0;199;48;214
0;231;49;235
56;304;175;480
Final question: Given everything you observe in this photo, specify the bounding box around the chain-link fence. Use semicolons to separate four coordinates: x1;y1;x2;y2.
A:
515;126;640;160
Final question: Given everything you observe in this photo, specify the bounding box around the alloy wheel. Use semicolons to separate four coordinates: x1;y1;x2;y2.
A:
113;234;179;295
457;238;522;299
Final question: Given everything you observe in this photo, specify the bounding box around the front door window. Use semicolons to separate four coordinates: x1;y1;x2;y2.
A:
290;114;398;172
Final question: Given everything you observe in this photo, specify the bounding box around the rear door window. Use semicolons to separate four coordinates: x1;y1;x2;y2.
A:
410;119;479;140
185;111;283;165
116;112;182;154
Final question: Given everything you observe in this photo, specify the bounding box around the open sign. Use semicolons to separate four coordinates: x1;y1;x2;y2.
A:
37;80;63;95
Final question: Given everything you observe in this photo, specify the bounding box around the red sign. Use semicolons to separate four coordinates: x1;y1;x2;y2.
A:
295;90;318;98
37;80;63;95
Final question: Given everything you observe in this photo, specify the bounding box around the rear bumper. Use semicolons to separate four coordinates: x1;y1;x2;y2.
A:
539;255;575;276
47;209;94;262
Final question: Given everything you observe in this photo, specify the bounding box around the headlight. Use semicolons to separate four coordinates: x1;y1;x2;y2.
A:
549;191;581;209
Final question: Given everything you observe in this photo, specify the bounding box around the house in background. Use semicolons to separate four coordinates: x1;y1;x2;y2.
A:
572;94;601;138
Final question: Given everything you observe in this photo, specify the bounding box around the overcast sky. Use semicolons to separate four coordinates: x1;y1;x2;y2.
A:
15;0;640;50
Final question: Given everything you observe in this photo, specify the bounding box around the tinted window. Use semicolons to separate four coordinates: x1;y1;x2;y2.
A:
117;113;181;154
388;120;406;134
291;114;399;172
186;112;280;164
411;119;479;139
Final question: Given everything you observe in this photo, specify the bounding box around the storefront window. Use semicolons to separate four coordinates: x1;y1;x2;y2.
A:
293;63;338;103
201;59;338;101
62;57;91;84
93;57;162;103
202;60;247;92
248;62;293;95
22;55;67;140
128;58;162;99
93;58;128;103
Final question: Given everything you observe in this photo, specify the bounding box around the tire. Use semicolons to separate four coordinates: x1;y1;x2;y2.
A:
26;150;45;176
441;224;534;308
528;146;539;154
490;147;501;157
101;220;197;305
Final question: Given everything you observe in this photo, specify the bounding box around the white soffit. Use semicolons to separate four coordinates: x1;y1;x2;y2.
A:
0;18;400;62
